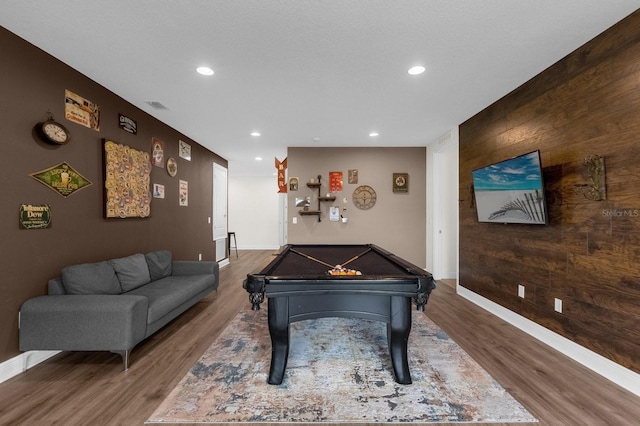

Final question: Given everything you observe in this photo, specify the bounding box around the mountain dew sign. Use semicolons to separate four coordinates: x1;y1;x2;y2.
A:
20;204;52;229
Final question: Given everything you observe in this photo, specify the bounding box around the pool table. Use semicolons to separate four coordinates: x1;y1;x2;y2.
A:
242;244;436;385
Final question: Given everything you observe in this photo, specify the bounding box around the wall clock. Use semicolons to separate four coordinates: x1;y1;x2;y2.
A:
352;185;377;210
37;119;71;145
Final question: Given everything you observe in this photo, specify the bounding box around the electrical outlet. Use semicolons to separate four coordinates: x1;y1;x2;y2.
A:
198;253;202;261
208;217;211;224
518;285;525;298
554;298;563;313
292;217;297;224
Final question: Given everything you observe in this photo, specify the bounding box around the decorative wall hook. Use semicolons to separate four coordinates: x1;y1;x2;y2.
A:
574;154;606;201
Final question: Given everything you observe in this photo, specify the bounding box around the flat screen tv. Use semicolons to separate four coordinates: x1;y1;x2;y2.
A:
472;150;548;224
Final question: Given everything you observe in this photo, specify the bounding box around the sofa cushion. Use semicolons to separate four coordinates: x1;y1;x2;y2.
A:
145;250;172;281
61;261;122;295
109;254;151;292
126;275;215;323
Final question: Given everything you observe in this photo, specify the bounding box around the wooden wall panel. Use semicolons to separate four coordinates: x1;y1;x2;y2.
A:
459;10;640;373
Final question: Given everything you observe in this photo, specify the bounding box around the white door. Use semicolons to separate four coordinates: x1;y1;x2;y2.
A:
433;144;458;279
213;163;228;259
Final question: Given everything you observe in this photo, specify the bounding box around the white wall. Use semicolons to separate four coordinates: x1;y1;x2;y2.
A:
228;176;281;250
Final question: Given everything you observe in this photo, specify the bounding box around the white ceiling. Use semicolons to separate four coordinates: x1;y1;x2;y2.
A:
2;1;638;176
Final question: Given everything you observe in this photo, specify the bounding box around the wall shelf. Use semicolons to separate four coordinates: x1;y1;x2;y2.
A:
298;175;334;222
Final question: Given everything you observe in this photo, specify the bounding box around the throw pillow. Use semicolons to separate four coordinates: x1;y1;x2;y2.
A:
145;250;172;281
109;253;151;292
62;261;122;295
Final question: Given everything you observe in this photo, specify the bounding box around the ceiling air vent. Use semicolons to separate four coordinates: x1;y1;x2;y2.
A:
145;101;169;110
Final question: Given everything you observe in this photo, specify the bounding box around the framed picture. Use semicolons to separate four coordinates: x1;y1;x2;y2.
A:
393;173;409;193
153;183;165;199
179;140;191;161
104;140;152;218
179;180;188;206
348;169;358;184
289;177;299;191
152;137;164;167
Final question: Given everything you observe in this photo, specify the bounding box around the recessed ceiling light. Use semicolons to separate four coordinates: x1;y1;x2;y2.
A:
255;157;263;161
250;132;261;137
408;65;426;75
369;132;379;137
196;66;214;76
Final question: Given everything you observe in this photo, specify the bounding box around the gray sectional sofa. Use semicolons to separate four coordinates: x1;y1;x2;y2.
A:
19;250;219;369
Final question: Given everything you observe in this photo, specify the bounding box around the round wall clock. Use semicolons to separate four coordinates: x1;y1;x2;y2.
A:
37;119;71;145
352;185;377;210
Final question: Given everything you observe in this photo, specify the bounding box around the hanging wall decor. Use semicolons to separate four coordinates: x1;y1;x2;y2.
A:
393;173;409;193
118;113;137;134
329;171;343;193
574;154;606;201
348;169;358;184
19;204;52;229
152;137;164;167
167;158;177;177
64;89;100;131
30;162;92;197
179;140;191;161
104;140;151;218
276;157;287;193
179;180;188;206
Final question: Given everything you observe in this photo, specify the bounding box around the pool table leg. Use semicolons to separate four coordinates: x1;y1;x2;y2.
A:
388;296;412;385
267;297;289;385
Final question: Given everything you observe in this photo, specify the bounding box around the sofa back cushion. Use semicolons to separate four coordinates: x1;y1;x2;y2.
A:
110;253;151;292
145;250;173;281
62;261;122;295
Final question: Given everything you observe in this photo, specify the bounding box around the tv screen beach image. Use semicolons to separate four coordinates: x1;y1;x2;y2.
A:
472;151;547;224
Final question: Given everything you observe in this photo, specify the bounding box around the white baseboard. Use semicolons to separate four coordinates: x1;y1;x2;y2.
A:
0;350;60;384
8;287;636;397
457;286;640;397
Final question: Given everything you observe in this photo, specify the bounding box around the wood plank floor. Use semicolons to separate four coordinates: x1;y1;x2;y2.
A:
0;250;638;425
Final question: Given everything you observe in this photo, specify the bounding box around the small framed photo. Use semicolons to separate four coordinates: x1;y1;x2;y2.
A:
393;173;409;193
289;177;299;191
153;183;165;199
348;169;358;184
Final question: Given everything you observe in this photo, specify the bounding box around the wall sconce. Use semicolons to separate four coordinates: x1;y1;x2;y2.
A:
574;155;606;201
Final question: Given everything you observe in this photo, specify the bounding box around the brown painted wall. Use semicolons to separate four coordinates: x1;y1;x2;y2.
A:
0;27;227;363
287;147;426;268
459;11;640;373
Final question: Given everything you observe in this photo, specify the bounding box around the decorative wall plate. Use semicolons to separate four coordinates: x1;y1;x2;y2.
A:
167;158;177;177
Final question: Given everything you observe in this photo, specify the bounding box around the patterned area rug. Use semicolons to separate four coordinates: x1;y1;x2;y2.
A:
147;309;537;423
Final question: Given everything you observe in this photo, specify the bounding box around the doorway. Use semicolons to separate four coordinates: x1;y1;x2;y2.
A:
427;130;458;282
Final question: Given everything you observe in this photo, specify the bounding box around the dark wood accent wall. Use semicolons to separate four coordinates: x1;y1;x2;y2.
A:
0;27;227;363
459;10;640;373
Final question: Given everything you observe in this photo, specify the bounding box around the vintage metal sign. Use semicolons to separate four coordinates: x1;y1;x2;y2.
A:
118;113;137;134
276;157;287;193
29;162;93;197
20;204;51;229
